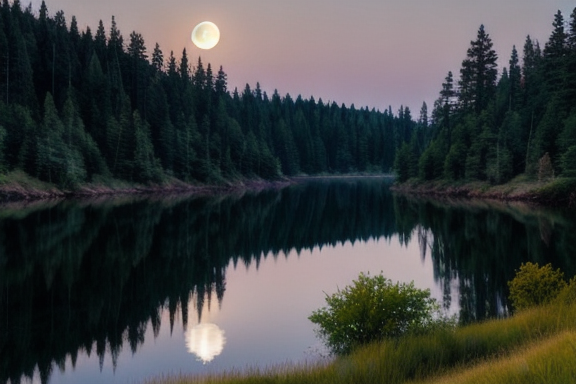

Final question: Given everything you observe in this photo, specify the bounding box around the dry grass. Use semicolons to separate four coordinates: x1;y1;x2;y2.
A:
414;331;576;384
144;299;576;384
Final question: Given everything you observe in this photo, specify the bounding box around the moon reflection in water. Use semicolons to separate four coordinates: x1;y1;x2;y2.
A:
185;323;226;363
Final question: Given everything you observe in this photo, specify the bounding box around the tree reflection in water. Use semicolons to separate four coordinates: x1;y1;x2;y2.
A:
1;177;575;383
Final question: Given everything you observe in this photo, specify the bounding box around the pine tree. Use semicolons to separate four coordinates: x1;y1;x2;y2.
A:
127;31;148;114
37;93;67;184
394;142;415;182
528;100;565;174
173;113;199;180
560;146;576;177
0;123;5;173
544;11;567;59
418;139;444;180
151;43;163;73
0;13;8;104
94;20;106;65
293;108;313;174
508;46;522;111
458;25;498;114
81;53;107;149
180;49;191;86
107;95;135;179
564;8;576;111
62;91;108;180
133;110;161;182
556;112;576;175
108;16;123;59
568;7;576;51
215;65;227;97
543;10;569;104
52;10;73;108
7;17;36;110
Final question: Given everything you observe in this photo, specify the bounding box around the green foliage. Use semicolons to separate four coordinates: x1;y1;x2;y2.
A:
3;3;576;190
394;142;415;182
443;142;467;180
397;11;576;188
0;2;418;189
0;125;6;173
149;292;576;384
458;25;498;114
418;141;444;180
560;146;576;177
133;111;162;183
554;277;576;306
508;262;567;311
538;152;555;182
309;272;442;355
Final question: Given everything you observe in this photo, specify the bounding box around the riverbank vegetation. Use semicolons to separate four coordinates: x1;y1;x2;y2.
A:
2;2;576;204
391;174;576;206
144;265;576;384
393;8;576;202
0;0;417;200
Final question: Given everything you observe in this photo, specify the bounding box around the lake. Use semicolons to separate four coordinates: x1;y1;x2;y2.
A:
1;177;575;384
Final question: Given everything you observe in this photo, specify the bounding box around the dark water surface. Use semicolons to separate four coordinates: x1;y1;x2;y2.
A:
1;177;575;384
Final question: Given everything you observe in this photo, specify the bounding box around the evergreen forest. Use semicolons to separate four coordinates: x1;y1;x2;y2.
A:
396;10;576;184
1;1;576;189
0;0;415;188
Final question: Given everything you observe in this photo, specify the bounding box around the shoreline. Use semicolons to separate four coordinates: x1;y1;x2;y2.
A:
0;170;293;206
2;170;576;209
390;177;576;208
0;172;397;205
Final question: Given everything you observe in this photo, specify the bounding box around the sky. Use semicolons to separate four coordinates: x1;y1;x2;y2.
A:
28;0;576;113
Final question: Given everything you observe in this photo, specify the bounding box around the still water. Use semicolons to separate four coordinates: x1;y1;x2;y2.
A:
1;177;575;384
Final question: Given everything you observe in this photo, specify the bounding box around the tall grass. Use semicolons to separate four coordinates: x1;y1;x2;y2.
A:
416;331;576;384
144;299;576;384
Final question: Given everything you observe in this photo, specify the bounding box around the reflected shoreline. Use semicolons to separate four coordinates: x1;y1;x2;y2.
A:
2;177;575;384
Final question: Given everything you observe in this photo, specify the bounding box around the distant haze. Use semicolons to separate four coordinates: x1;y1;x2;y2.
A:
30;0;575;112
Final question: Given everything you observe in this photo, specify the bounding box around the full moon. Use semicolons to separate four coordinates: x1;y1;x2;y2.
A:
191;21;220;50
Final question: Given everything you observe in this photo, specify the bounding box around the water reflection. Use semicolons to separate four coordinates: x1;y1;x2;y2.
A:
1;177;575;383
186;323;226;363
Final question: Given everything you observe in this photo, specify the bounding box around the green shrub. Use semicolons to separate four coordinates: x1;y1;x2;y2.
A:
508;262;567;311
308;272;442;355
554;277;576;306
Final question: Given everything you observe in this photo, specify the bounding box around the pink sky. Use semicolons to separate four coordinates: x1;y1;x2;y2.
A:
30;0;575;113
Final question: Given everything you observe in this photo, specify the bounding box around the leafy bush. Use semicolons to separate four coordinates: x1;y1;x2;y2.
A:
308;272;443;355
508;262;567;311
554;277;576;306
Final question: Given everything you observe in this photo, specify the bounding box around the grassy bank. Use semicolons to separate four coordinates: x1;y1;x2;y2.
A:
0;169;290;203
144;297;576;384
391;175;576;207
414;331;576;384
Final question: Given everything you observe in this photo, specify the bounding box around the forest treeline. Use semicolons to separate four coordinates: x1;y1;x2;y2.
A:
394;9;576;184
2;1;575;189
0;0;418;188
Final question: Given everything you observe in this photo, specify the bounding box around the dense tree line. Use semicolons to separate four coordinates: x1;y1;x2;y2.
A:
0;0;416;187
2;2;575;188
395;9;576;184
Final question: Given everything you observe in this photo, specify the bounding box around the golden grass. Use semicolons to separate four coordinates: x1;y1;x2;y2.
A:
144;299;576;384
414;331;576;384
